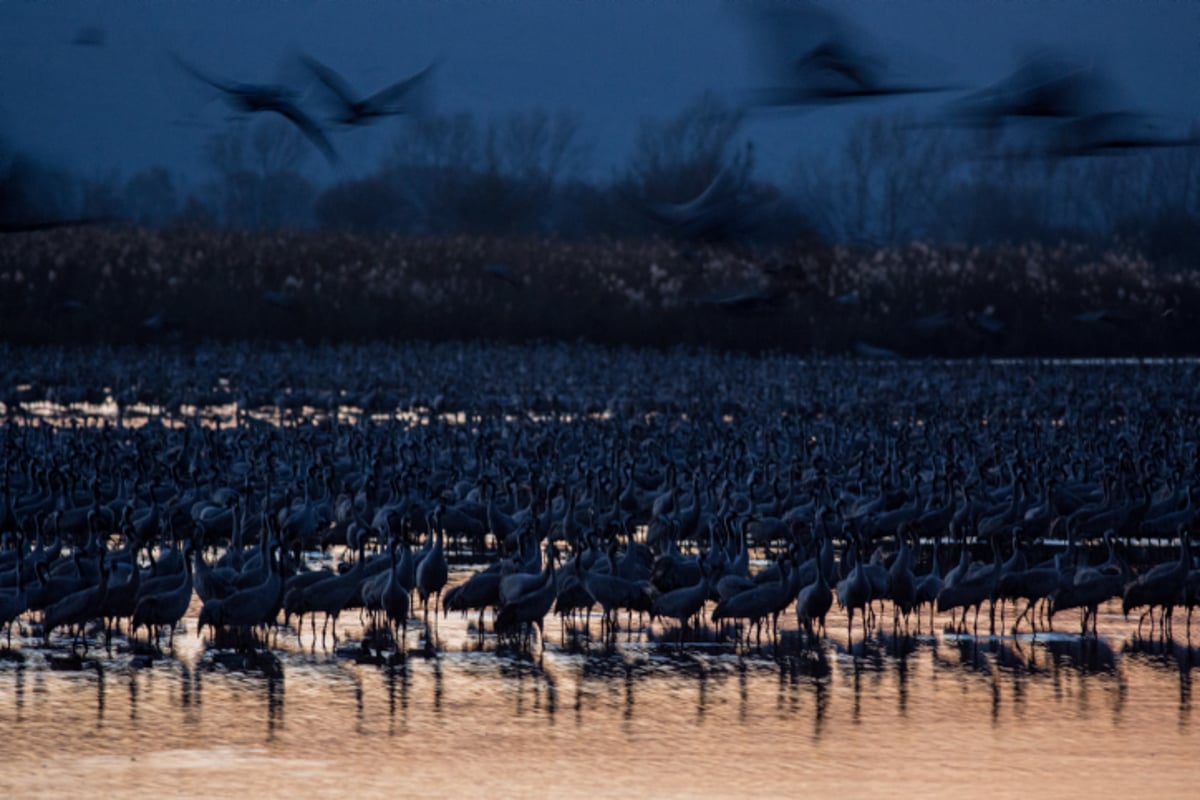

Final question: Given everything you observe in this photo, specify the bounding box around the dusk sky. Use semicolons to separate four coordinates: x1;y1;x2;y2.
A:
2;0;1197;186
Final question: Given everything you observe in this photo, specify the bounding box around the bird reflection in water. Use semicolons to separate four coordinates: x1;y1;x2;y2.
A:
812;672;830;741
266;676;284;740
351;670;365;735
1047;636;1119;676
737;658;749;722
179;663;195;711
499;653;553;720
191;667;204;724
570;652;646;724
876;631;916;715
1123;637;1200;722
383;663;410;736
623;662;635;723
95;664;106;729
432;657;444;715
13;663;26;722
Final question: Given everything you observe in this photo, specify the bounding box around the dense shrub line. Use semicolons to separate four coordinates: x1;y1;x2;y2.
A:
1;226;1197;355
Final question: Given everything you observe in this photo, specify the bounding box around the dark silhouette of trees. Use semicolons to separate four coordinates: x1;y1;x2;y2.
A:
622;91;751;207
0;101;1196;268
123;167;178;228
203;118;315;229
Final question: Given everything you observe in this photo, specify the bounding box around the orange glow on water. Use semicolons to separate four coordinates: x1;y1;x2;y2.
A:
1;590;1196;799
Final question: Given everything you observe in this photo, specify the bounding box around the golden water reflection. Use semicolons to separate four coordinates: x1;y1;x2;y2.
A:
1;597;1197;799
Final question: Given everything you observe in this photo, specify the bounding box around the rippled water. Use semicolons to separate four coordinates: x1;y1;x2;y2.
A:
1;577;1197;800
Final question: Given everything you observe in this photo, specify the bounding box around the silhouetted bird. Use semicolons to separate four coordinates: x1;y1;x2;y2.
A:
945;51;1112;128
298;53;436;126
1050;111;1200;157
635;160;768;242
71;26;106;48
174;55;337;164
483;263;522;289
739;1;951;108
698;286;789;316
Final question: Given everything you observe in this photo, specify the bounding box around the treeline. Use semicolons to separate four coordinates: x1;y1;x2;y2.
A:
3;93;1199;265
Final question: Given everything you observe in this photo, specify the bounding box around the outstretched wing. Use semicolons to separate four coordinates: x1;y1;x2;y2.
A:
949;51;1112;126
364;61;437;112
270;99;339;164
795;37;884;91
298;52;360;112
172;53;240;95
736;1;838;83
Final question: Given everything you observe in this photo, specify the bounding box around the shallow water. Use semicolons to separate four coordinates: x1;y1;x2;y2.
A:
1;580;1197;800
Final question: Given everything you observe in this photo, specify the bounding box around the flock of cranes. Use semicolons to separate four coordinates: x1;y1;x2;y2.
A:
2;344;1200;664
644;2;1200;238
173;52;437;166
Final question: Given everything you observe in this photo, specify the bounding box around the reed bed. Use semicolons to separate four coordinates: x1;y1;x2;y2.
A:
2;226;1197;355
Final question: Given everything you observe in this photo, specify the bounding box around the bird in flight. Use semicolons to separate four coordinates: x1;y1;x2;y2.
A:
945;51;1112;128
297;53;437;126
737;1;952;108
944;50;1200;157
173;54;338;164
633;160;770;243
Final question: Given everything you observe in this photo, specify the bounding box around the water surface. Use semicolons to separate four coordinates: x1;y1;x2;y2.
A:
1;588;1196;799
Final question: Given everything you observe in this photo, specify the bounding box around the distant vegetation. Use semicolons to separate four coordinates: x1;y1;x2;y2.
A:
2;95;1199;354
1;225;1197;356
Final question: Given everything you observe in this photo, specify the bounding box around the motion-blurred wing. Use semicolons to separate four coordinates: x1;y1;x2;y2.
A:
364;62;437;112
298;53;360;110
272;100;339;164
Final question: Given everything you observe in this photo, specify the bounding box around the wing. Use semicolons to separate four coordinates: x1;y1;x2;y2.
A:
297;53;360;111
364;61;437;112
172;53;239;95
736;0;838;81
271;100;339;164
795;37;884;91
952;51;1112;124
1004;54;1106;117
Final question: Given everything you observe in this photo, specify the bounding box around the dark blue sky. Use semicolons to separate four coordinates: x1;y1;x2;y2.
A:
2;0;1197;185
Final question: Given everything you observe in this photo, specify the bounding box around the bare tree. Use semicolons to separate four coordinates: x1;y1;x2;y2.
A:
624;91;750;205
203;118;314;229
385;108;590;234
78;170;123;221
0;150;77;226
123;166;178;227
487;108;588;188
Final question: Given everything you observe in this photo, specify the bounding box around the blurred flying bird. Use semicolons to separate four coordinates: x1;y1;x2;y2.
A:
261;290;297;310
71;26;106;47
1073;309;1136;326
738;1;953;108
634;160;771;242
1049;111;1200;157
910;310;954;336
298;53;437;125
173;54;338;164
140;313;168;332
699;286;789;316
483;263;522;288
834;291;861;307
854;342;900;359
974;312;1005;336
943;50;1198;158
945;51;1112;127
